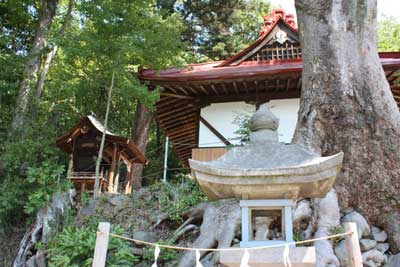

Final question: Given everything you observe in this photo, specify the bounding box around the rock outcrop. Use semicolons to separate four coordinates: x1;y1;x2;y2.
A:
13;189;75;267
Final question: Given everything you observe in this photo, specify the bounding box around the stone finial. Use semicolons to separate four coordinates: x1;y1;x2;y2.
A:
249;104;279;143
249;104;279;132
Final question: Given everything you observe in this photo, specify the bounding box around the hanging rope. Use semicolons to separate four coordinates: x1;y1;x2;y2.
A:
240;249;250;267
283;244;291;267
102;231;352;252
195;250;203;267
151;245;160;267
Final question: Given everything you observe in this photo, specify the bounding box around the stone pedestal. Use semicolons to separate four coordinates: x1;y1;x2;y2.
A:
220;247;316;267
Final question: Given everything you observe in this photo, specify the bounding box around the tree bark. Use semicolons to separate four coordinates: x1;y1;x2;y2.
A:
34;0;74;110
131;102;152;189
294;0;400;252
94;70;116;197
10;0;59;132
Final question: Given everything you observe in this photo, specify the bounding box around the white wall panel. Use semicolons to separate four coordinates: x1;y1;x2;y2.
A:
199;99;300;147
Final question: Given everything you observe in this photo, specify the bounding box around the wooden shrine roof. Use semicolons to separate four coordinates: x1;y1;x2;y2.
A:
138;9;400;166
56;115;148;164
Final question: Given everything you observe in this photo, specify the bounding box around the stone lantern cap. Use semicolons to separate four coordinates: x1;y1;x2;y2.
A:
189;104;344;200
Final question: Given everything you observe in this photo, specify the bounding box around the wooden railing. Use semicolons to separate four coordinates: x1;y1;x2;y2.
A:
68;172;108;194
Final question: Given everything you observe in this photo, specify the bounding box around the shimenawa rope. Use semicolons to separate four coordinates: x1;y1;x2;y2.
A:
97;230;352;252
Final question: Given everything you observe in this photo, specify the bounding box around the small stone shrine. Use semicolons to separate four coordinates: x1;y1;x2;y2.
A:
189;104;344;266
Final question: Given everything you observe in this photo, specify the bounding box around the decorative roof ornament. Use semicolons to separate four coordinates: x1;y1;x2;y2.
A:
259;9;297;36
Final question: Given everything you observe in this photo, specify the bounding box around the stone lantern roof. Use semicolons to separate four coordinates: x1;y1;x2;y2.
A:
189;105;344;200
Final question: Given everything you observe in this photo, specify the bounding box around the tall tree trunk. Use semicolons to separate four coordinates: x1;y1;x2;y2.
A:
294;0;400;252
10;0;59;132
94;70;116;197
131;101;152;189
34;0;74;109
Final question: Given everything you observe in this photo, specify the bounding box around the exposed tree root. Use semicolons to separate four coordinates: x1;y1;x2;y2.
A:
171;224;199;244
177;199;240;267
314;189;340;267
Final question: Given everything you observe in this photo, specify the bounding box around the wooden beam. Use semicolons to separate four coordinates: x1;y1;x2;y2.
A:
159;110;197;124
125;163;134;194
157;105;196;119
167;124;197;136
156;98;181;109
210;84;219;95
171;134;196;144
232;81;239;94
286;79;291;91
243;81;249;93
175;85;190;95
199;91;300;104
387;71;398;82
164;116;197;130
198;85;209;95
185;84;199;95
108;143;118;192
199;116;231;146
160;92;194;100
162;85;179;94
296;78;302;90
169;129;196;140
275;79;280;91
221;83;229;94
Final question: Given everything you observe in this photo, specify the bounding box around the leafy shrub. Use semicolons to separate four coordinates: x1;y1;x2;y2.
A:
233;113;251;145
47;225;138;267
24;162;68;215
156;178;206;223
0;123;67;227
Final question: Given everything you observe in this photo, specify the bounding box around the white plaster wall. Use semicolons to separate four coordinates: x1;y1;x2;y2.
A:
266;98;300;143
199;102;255;147
198;99;300;147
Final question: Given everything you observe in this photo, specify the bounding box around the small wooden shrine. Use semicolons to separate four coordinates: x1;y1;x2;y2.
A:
56;115;147;195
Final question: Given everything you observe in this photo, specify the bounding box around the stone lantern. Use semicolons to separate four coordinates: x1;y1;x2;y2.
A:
189;104;343;266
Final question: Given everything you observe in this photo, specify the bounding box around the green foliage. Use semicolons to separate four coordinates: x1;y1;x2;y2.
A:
81;192;90;206
293;232;302;242
378;17;400;52
24;163;67;215
47;225;138;267
329;225;345;243
0;123;68;227
233;113;251;145
156;178;206;222
172;0;272;60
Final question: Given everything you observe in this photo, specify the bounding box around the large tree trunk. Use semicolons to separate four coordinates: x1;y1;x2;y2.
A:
10;0;59;132
131;102;152;189
34;0;74;111
294;0;400;252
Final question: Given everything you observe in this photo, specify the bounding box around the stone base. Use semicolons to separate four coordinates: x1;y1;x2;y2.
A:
220;246;316;267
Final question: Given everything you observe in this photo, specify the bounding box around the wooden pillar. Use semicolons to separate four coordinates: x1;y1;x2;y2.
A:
108;143;118;193
113;153;121;193
344;222;363;267
125;163;135;194
67;154;73;178
92;222;110;267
